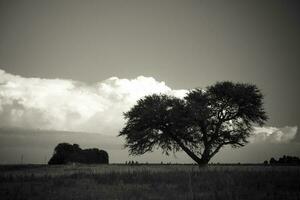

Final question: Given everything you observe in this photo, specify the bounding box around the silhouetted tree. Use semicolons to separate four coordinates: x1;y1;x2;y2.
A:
119;82;267;166
48;143;108;165
269;155;300;165
269;157;276;165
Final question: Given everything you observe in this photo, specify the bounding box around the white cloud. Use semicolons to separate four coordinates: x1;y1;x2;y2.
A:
0;69;186;134
0;69;297;143
251;126;298;143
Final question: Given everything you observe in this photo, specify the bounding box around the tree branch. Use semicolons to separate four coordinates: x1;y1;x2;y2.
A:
165;130;203;165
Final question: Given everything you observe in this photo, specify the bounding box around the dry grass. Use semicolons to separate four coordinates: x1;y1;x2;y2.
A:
0;164;300;200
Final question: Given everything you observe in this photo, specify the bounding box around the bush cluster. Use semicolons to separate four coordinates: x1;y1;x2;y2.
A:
48;143;108;165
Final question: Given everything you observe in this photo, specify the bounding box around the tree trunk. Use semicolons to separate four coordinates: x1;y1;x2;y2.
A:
167;132;209;167
198;157;210;167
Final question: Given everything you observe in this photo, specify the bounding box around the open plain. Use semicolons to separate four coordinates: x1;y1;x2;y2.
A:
0;164;300;200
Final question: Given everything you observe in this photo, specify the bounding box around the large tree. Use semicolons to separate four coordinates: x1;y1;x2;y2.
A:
119;82;268;166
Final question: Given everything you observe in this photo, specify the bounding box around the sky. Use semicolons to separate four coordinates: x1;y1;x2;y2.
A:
0;0;299;164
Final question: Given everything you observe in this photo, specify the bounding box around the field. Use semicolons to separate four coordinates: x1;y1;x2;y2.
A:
0;164;300;200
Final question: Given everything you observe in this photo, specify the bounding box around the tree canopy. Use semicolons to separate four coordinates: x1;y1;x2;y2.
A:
48;143;109;165
119;81;267;166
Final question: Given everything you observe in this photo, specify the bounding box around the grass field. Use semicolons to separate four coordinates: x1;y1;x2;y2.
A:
0;164;300;200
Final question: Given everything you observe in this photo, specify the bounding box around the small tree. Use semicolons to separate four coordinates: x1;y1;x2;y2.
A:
119;81;267;166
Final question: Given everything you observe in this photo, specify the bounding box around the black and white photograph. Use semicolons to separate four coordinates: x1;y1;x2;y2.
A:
0;0;300;199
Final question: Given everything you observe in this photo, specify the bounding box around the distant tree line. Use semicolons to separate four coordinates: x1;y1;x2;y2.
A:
48;143;109;165
125;160;139;165
264;155;300;166
123;161;175;165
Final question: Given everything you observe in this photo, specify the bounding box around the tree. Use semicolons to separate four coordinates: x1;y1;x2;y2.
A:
119;81;267;166
269;155;300;165
48;143;109;165
269;157;276;165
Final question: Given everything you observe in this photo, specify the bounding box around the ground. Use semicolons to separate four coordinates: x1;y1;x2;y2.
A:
0;164;300;200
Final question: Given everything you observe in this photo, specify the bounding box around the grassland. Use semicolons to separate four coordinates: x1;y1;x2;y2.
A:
0;164;300;200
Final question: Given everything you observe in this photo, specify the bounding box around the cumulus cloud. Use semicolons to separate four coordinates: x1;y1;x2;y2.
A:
0;69;297;143
0;69;186;134
251;126;298;143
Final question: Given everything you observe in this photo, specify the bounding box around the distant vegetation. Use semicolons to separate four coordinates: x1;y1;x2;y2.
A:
48;143;108;165
264;155;300;165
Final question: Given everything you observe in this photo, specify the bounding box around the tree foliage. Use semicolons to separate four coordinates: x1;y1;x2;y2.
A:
119;82;268;165
48;143;109;165
269;155;300;165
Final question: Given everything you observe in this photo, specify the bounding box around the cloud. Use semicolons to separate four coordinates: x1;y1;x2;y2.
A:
251;126;298;143
0;69;297;143
0;69;186;134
